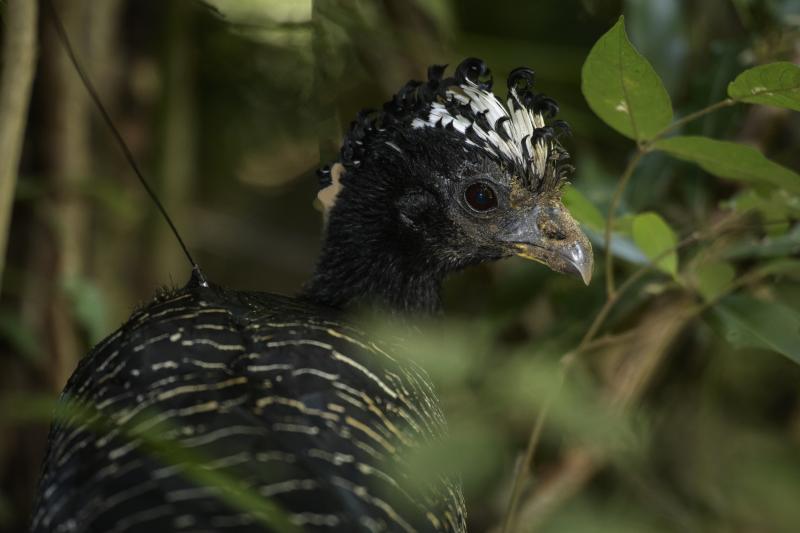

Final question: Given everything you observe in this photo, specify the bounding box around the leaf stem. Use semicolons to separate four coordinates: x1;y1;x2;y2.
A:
604;149;647;297
592;230;698;345
593;212;745;354
603;97;737;298
500;369;563;533
651;98;736;141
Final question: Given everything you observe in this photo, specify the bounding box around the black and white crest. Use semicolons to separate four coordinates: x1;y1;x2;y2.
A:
321;57;573;194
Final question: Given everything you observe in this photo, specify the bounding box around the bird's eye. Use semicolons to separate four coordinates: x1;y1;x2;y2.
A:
464;182;498;212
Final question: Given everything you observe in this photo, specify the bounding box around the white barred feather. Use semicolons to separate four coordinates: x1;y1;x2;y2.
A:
412;78;551;177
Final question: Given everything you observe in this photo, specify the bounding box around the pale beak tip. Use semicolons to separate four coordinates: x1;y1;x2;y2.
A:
565;239;593;286
579;263;593;286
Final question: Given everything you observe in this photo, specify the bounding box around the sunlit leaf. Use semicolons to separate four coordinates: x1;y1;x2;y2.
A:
631;212;678;276
728;62;800;112
694;261;735;302
653;136;800;194
713;295;800;365
201;0;312;24
199;0;312;48
563;185;605;231
581;16;673;141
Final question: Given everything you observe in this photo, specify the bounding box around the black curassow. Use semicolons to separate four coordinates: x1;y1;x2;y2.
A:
31;58;593;532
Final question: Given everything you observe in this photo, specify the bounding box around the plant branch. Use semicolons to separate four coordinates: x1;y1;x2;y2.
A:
511;251;766;529
501;365;565;533
603;97;740;298
0;0;39;293
604;149;647;297
512;295;695;530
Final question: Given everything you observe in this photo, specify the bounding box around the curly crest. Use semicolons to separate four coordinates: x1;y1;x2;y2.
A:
320;58;573;195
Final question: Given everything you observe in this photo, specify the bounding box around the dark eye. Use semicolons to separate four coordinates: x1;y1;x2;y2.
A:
464;182;498;212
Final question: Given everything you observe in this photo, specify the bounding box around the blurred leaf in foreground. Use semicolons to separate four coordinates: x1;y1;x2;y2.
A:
632;212;678;277
653;136;800;194
201;0;311;25
581;16;673;141
728;62;800;111
694;261;735;302
540;497;671;533
713;295;800;365
754;258;800;278
199;0;312;51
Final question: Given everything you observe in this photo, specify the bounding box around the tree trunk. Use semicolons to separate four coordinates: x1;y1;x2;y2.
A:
0;0;39;291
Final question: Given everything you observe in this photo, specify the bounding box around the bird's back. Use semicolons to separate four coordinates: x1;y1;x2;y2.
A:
31;284;466;533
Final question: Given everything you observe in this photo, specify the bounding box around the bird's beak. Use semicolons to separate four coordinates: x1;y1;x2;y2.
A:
507;200;593;285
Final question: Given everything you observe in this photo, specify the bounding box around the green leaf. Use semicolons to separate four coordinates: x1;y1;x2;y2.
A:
728;62;800;112
201;0;312;24
713;295;800;365
652;136;800;194
562;185;604;231
581;16;673;141
631;212;678;276
62;277;109;345
694;261;735;301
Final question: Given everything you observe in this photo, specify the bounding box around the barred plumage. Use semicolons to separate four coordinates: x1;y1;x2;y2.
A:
33;283;465;532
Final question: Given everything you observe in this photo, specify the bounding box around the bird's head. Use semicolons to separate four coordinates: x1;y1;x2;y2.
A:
311;58;592;311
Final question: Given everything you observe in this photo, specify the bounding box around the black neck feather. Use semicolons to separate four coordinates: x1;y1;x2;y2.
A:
304;256;444;315
302;171;446;315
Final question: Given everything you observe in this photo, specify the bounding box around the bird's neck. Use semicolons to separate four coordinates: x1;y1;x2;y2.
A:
303;204;445;315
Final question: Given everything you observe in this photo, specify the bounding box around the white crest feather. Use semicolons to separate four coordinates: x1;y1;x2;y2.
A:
413;79;551;176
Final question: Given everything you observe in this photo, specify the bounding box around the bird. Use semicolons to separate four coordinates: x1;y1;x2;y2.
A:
30;58;592;533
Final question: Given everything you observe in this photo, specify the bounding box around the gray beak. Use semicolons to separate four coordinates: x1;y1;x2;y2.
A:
507;201;594;285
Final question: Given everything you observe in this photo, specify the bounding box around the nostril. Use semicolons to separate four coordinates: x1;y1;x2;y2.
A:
539;219;566;240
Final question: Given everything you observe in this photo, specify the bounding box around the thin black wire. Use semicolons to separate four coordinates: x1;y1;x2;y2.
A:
43;0;208;288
